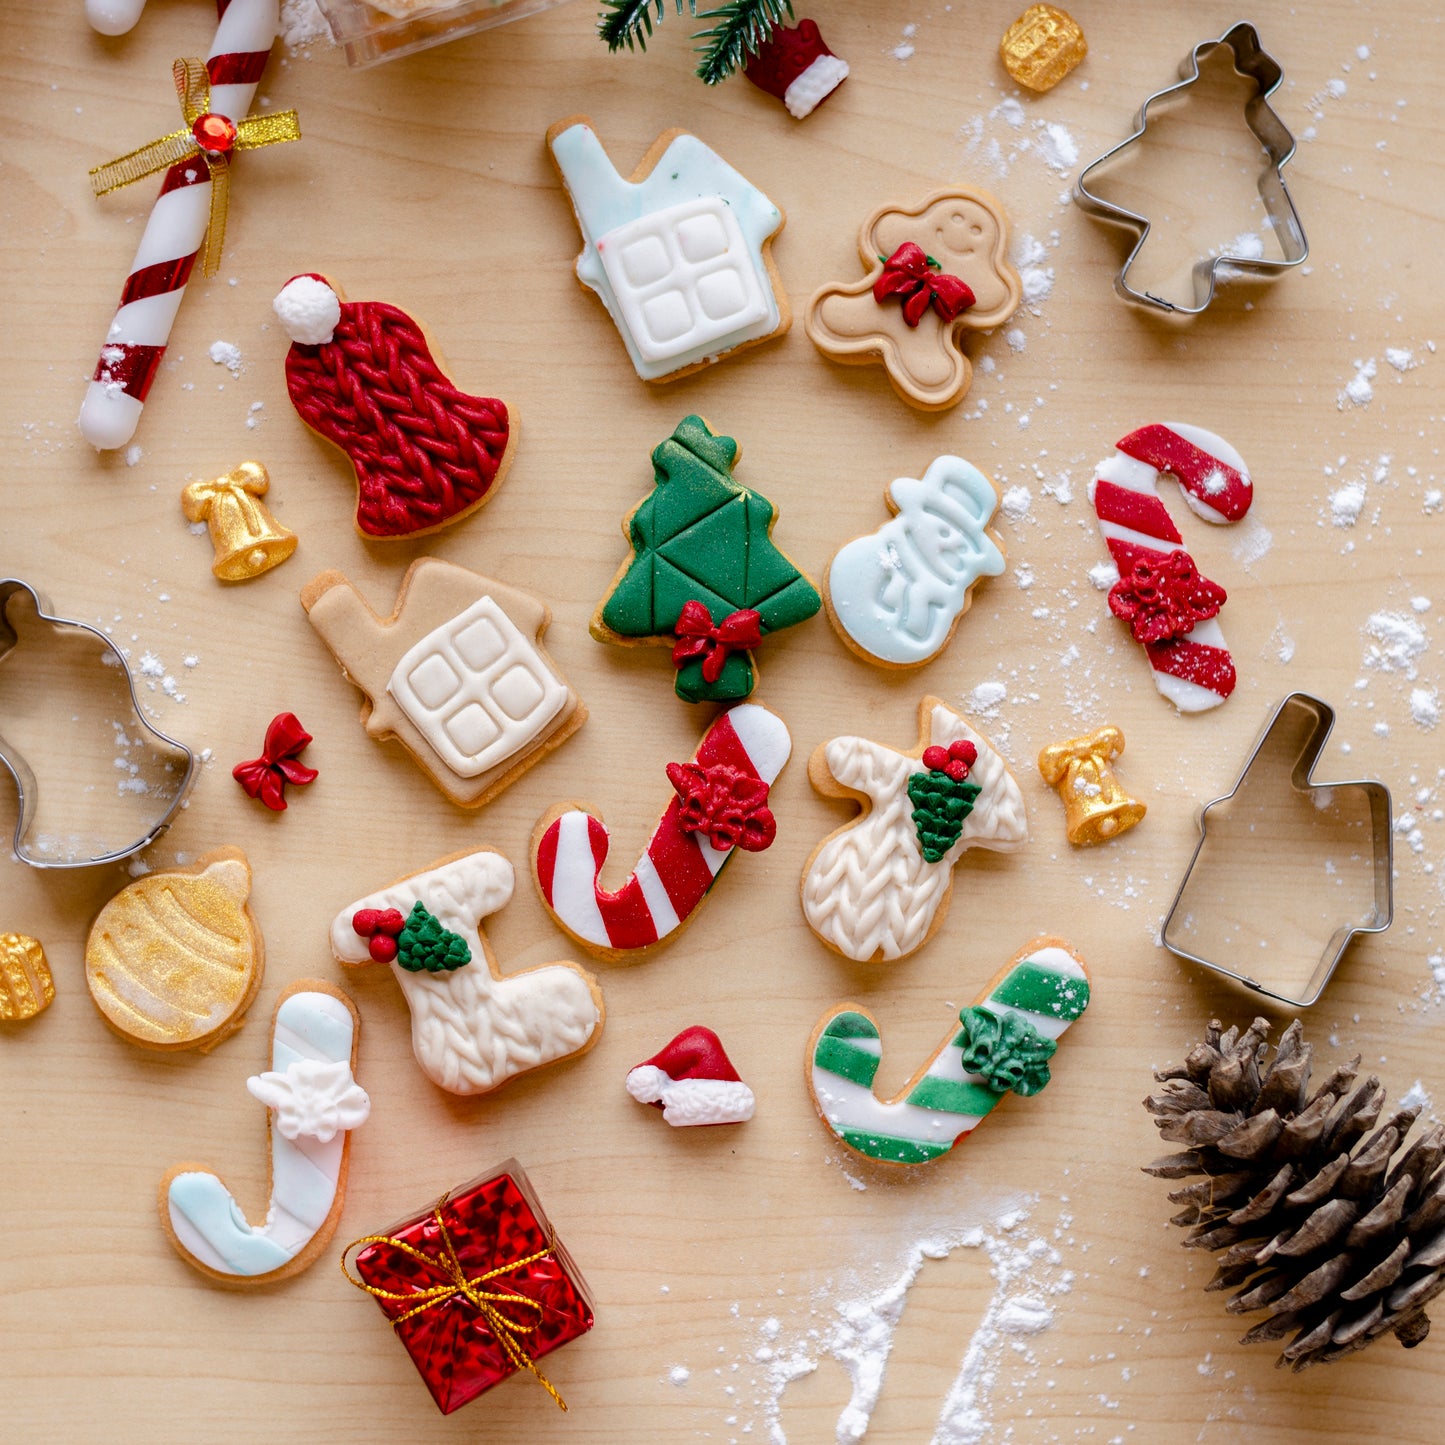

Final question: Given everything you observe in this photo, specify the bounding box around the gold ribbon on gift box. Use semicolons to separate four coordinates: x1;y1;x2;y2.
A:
88;58;300;277
342;1197;567;1411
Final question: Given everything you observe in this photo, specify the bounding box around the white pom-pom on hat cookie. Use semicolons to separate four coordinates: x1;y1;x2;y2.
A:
274;274;342;346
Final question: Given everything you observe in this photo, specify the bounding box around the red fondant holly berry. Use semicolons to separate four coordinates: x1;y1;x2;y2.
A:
922;739;977;781
353;907;405;963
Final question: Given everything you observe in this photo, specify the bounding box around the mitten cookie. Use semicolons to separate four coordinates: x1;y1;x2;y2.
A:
547;116;789;383
300;558;585;808
801;697;1026;962
330;848;603;1096
161;981;369;1282
274;274;516;540
809;938;1091;1165
805;189;1022;410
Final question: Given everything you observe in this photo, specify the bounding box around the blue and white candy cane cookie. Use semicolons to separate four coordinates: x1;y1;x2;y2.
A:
160;980;369;1283
808;938;1091;1166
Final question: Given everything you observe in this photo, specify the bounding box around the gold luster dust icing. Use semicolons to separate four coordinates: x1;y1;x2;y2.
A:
85;848;263;1050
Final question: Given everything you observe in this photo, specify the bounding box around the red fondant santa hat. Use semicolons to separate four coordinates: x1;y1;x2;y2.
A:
744;19;849;120
626;1025;756;1127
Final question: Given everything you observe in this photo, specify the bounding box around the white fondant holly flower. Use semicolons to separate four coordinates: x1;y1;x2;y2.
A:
247;1059;371;1142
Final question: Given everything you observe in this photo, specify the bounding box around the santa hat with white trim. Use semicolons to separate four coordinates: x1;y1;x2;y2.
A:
743;19;850;120
626;1025;756;1127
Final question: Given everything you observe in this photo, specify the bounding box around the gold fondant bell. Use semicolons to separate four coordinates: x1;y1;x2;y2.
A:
1038;724;1146;846
182;461;297;582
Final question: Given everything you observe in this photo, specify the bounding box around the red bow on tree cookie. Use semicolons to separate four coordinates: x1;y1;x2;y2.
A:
1108;551;1227;644
873;243;978;328
232;712;318;811
671;601;764;684
666;761;777;853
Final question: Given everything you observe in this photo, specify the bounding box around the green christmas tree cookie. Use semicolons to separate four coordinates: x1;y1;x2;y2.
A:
592;415;822;703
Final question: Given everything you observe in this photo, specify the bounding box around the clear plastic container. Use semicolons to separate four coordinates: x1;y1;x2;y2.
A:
316;0;573;68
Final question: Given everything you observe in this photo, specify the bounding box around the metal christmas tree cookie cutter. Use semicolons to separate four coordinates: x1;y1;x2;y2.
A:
0;578;196;868
1072;20;1309;314
1161;693;1393;1008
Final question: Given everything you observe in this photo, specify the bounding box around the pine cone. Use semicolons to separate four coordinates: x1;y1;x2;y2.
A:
1143;1017;1445;1370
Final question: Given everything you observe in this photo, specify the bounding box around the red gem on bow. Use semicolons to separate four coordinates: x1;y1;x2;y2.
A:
666;761;777;853
671;600;764;684
873;242;977;328
191;112;237;157
352;907;406;964
1108;550;1227;645
922;739;977;781
232;712;318;812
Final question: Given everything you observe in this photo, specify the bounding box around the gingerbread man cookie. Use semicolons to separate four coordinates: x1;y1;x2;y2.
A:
805;190;1023;411
300;558;585;809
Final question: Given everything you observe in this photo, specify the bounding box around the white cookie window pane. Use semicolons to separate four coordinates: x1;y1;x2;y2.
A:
491;664;545;721
620;235;672;287
454;616;505;671
641;292;695;346
405;653;460;709
697;269;749;323
676;211;729;263
444;703;500;758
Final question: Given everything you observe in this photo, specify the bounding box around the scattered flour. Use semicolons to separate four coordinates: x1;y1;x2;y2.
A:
966;681;1008;718
1231;517;1273;568
892;24;917;61
1400;1080;1433;1114
124;444;143;467
1363;611;1428;678
208;340;243;376
993;98;1026;128
1000;486;1032;522
1088;560;1119;591
1411;687;1440;730
1035;122;1078;174
669;1365;691;1386
279;0;331;49
1330;481;1367;526
1013;234;1054;308
1339;357;1377;408
1386;347;1418;372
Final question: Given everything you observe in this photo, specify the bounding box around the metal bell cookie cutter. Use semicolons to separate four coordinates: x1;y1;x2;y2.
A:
0;578;196;868
1073;20;1309;314
1162;693;1393;1008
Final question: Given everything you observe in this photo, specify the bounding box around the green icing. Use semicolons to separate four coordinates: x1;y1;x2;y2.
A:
955;1006;1055;1096
396;901;471;974
988;959;1091;1021
907;770;981;863
906;1074;1004;1119
598;416;822;702
814;1031;882;1089
822;1011;881;1040
836;1128;952;1165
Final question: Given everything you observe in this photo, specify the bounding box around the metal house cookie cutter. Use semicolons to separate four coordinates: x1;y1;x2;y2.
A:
0;579;196;868
1162;693;1393;1008
1072;21;1309;314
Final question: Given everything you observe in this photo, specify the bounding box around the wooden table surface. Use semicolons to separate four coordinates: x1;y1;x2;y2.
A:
4;1;1444;1439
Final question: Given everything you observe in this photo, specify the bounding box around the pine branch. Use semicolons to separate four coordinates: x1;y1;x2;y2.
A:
598;0;693;54
693;0;792;85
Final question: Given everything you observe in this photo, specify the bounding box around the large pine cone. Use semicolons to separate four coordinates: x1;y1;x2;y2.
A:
1143;1017;1445;1369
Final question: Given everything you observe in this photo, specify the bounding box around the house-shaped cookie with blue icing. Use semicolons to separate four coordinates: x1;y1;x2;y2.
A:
546;115;790;383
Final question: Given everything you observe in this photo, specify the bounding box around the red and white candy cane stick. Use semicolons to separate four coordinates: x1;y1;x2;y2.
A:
1089;422;1254;713
86;0;150;36
79;0;279;450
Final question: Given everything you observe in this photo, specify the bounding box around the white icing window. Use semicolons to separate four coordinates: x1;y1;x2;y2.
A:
596;198;770;364
386;597;568;778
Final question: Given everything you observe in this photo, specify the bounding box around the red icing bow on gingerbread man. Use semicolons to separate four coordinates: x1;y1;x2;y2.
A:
671;600;764;684
1108;550;1226;645
666;761;777;853
232;712;318;811
873;243;978;328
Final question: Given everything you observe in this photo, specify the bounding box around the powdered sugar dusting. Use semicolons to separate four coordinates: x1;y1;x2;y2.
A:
1363;611;1428;678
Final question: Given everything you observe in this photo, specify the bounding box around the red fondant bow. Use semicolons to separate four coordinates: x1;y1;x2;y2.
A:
671;600;764;684
667;761;777;853
1108;550;1226;645
232;711;318;812
873;242;977;328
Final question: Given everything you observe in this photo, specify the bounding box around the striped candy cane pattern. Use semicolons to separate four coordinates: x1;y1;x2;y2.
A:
162;983;369;1281
534;704;791;955
809;940;1091;1166
79;0;279;450
1090;422;1254;713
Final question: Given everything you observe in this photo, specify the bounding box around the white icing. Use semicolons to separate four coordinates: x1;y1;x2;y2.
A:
330;850;601;1094
385;596;569;779
165;989;361;1278
272;275;342;346
828;457;1005;665
626;1066;756;1126
802;704;1028;962
548;122;783;380
783;54;850;118
86;0;148;36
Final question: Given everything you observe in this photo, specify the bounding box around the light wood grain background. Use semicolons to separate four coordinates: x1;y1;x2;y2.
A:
3;1;1444;1440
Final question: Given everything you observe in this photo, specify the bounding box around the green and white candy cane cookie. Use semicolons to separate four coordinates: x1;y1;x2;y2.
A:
808;938;1091;1166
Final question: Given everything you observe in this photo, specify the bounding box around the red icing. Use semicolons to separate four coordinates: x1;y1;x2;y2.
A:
1115;423;1253;522
1108;550;1226;645
232;712;317;811
631;1024;744;1100
671;600;763;685
351;1168;594;1416
666;760;775;853
1146;637;1238;697
921;739;977;781
743;19;843;101
1092;478;1183;544
283;292;512;539
353;907;406;963
873;243;977;328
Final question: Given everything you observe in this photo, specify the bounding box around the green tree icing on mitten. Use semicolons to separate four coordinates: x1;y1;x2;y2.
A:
907;739;982;863
396;901;471;973
598;416;821;703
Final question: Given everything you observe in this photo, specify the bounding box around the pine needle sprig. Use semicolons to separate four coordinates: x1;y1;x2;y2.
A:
598;0;694;54
693;0;793;84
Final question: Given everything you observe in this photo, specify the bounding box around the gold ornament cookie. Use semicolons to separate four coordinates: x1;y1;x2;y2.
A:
85;847;264;1051
0;933;55;1020
1000;6;1087;93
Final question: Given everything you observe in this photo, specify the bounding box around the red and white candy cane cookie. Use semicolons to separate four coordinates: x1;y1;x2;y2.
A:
79;0;279;450
1090;423;1253;713
275;274;516;540
532;704;791;957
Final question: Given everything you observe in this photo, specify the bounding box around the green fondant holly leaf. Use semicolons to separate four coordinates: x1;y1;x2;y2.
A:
907;770;981;863
396;900;471;973
597;415;821;702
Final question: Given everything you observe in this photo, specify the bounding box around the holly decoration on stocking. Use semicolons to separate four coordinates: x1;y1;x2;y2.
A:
907;740;980;863
352;907;406;963
395;901;471;973
595;415;821;703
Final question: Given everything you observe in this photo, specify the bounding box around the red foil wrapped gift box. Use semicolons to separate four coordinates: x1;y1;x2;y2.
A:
347;1161;594;1414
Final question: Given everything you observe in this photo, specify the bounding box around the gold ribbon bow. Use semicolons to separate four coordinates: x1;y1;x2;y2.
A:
342;1198;567;1411
89;58;300;277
